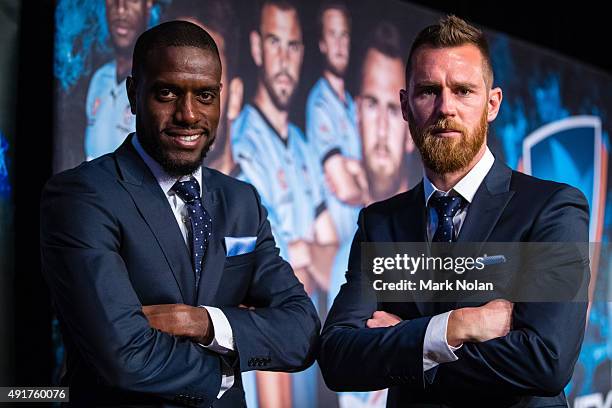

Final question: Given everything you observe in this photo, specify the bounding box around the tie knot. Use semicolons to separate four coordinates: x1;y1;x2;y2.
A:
172;177;201;203
429;194;464;218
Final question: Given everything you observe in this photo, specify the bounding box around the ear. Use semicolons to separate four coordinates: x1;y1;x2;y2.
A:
405;125;415;153
319;38;327;55
127;76;137;115
399;89;410;122
250;30;263;67
487;87;503;122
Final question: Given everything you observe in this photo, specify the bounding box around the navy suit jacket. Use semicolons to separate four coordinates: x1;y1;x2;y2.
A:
319;159;589;407
40;136;320;407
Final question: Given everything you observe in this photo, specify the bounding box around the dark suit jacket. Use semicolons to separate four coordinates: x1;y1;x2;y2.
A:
319;159;589;407
40;136;320;407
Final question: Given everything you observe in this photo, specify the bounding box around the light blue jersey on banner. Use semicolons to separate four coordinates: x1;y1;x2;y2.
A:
232;103;325;408
306;77;361;243
307;77;361;316
232;103;326;261
84;61;134;160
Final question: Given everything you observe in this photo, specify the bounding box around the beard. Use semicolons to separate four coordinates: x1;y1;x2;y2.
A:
325;56;347;78
364;143;406;201
137;127;215;178
408;108;488;175
366;164;404;201
261;69;295;111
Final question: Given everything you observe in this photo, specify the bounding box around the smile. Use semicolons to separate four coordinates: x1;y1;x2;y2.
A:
178;134;200;142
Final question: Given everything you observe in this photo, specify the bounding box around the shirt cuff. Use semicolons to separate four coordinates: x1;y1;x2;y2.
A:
199;306;235;354
423;311;461;372
217;360;234;399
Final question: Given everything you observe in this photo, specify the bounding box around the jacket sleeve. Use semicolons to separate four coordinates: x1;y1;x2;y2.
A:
220;184;321;373
318;209;432;392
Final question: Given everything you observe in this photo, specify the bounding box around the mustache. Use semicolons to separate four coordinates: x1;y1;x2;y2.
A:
273;71;295;84
372;142;390;155
426;117;468;135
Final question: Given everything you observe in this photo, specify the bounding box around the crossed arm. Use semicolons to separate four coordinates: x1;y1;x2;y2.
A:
319;186;589;397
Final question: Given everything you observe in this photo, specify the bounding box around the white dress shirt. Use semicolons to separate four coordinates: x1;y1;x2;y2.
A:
421;147;495;372
132;135;234;398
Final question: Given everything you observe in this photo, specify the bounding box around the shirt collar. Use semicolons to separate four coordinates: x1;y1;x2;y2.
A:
423;147;495;206
132;133;203;196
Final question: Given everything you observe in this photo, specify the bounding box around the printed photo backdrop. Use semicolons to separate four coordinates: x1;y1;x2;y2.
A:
53;0;612;406
0;0;20;386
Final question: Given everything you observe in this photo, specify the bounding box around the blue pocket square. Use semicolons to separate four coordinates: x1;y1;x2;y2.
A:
225;236;257;256
480;255;506;265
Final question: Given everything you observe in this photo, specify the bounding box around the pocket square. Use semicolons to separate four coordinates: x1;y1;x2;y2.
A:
225;236;257;256
480;255;506;265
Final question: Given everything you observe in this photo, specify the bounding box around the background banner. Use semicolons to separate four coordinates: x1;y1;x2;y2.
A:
53;0;612;406
0;0;20;387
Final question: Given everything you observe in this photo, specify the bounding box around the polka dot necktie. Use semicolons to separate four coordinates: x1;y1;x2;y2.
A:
430;194;465;242
172;177;212;288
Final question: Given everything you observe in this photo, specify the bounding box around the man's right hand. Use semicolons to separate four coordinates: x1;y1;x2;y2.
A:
447;299;513;347
324;154;364;206
288;239;312;271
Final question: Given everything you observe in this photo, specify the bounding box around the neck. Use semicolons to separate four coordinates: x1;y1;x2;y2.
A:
323;69;345;102
425;144;487;192
115;53;132;84
254;85;289;139
366;167;409;205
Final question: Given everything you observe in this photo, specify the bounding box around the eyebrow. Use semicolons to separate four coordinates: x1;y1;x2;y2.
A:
414;80;478;89
151;81;221;93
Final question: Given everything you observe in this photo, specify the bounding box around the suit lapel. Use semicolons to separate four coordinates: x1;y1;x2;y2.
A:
450;160;514;311
457;159;515;243
196;168;225;305
115;136;196;305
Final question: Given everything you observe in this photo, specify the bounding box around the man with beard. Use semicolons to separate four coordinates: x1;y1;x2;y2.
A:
232;1;338;406
84;0;152;160
41;21;319;407
357;22;411;205
319;15;589;407
162;0;244;177
306;1;363;245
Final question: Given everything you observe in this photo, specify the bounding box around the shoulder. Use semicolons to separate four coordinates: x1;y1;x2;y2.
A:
289;123;306;143
204;167;262;210
44;154;118;194
363;186;421;220
88;61;115;90
306;79;327;105
510;170;588;209
232;105;265;146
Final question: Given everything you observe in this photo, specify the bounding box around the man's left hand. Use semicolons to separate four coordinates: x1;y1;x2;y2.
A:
366;310;402;328
142;304;214;345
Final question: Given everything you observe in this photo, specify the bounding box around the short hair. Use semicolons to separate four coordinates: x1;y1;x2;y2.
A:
162;0;239;76
255;0;301;30
406;15;493;88
131;20;220;79
363;21;403;61
316;0;351;39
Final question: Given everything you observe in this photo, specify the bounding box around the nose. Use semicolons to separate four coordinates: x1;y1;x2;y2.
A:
115;0;126;14
278;46;290;71
436;88;457;117
175;95;199;126
377;106;389;142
